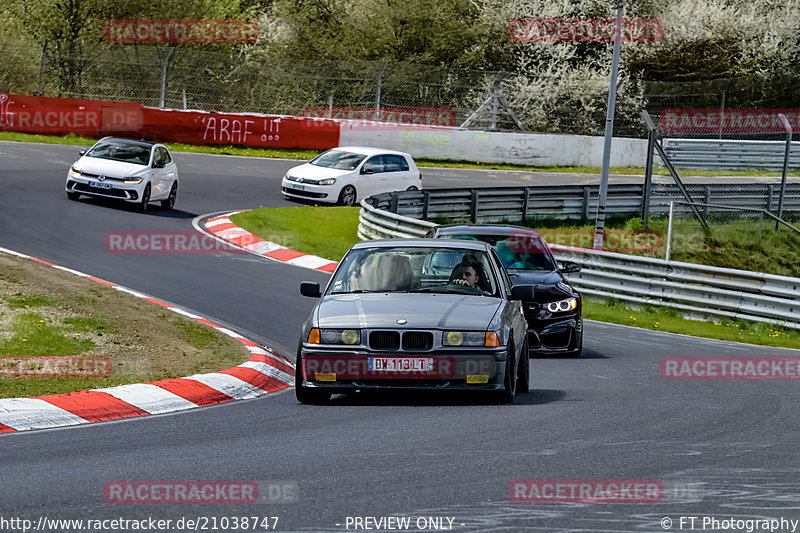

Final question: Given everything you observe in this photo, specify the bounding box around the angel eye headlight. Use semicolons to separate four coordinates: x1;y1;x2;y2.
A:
547;298;578;313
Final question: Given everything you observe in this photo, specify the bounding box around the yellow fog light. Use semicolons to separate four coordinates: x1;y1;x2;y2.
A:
447;331;463;346
467;375;489;384
315;373;336;381
341;330;358;344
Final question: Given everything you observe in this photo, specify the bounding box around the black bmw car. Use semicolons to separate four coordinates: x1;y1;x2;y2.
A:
430;225;583;357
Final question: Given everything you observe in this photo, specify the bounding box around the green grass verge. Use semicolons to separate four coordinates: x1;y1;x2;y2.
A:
230;206;361;261
231;206;800;350
3;130;797;176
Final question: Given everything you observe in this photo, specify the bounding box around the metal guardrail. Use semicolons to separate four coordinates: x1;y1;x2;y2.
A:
358;190;800;328
368;183;800;224
549;245;800;329
663;138;800;171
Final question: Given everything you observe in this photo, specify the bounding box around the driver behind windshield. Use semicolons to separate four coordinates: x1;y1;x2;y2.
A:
449;262;480;288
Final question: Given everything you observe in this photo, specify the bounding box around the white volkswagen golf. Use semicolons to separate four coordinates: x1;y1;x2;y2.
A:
65;137;179;212
281;146;422;206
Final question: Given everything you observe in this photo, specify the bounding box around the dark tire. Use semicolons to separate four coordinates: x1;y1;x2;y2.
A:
495;341;517;404
161;182;177;209
338;185;357;206
517;337;530;393
67;191;80;201
295;350;331;404
138;184;151;213
406;186;419;191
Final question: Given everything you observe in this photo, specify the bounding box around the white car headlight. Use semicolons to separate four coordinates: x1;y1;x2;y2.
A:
284;173;297;182
317;178;336;186
546;298;578;313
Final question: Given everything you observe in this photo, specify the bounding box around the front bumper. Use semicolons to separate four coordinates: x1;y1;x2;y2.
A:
299;346;508;392
281;179;334;203
66;175;144;202
526;314;582;354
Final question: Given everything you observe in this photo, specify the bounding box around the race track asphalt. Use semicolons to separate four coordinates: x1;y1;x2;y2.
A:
2;141;799;532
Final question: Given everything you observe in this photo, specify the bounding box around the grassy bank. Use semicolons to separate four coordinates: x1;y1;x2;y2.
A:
230;206;800;350
0;253;251;398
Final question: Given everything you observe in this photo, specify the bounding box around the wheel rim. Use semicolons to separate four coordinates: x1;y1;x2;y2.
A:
342;186;355;206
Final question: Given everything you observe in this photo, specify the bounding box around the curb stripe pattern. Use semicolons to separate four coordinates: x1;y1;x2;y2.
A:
0;246;295;435
203;211;339;272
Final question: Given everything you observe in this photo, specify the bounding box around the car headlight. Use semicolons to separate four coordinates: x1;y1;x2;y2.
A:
443;331;499;347
311;328;361;345
546;297;578;313
69;167;83;176
124;177;143;184
316;178;336;186
284;173;297;182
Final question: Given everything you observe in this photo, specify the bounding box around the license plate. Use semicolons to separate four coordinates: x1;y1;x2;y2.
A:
89;181;112;189
367;357;434;372
292;184;305;191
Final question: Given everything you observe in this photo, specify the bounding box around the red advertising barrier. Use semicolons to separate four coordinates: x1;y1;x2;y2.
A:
0;93;340;150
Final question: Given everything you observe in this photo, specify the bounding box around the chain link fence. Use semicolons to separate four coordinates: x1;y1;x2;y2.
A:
2;43;800;140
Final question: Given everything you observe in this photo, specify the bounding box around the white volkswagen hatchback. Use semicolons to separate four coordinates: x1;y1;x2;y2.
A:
281;146;422;206
65;137;179;212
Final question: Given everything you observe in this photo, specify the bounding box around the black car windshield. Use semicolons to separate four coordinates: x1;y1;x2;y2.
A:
85;141;151;165
329;247;499;296
310;150;366;170
446;233;556;271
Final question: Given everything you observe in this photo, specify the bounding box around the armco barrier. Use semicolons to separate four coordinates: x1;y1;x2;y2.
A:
0;93;339;150
369;183;800;224
358;194;800;329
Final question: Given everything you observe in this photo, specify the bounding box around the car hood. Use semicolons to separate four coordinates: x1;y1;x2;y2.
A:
75;157;149;178
509;271;575;302
288;163;354;181
316;293;501;330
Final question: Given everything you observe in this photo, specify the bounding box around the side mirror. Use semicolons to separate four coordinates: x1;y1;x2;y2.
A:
300;281;321;298
152;161;164;169
361;167;374;175
79;150;86;156
558;261;581;274
510;285;535;300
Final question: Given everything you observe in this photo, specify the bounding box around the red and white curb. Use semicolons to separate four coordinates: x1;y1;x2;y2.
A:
0;246;294;435
201;211;339;273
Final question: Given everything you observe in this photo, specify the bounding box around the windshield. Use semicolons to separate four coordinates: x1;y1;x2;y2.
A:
85;141;151;165
329;246;499;296
445;233;556;271
310;150;366;170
